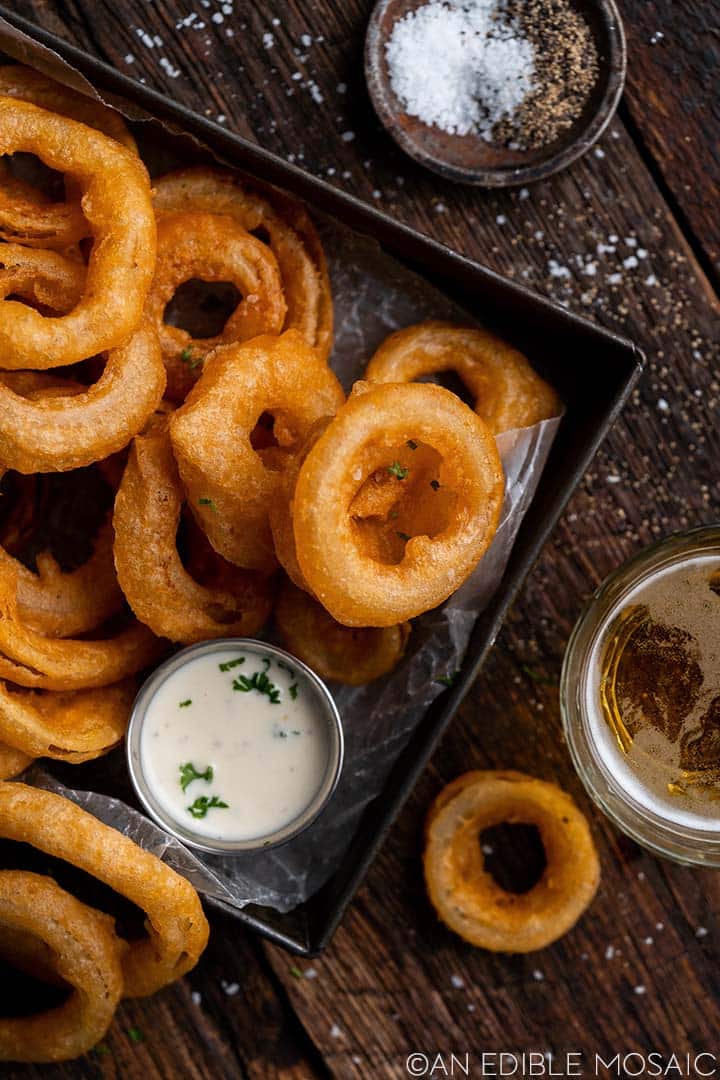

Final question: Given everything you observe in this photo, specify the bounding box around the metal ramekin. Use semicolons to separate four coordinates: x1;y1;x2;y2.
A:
126;638;344;855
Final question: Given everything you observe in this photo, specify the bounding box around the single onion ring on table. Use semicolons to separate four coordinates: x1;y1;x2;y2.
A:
0;98;155;366
365;320;561;434
291;381;505;626
0;323;166;473
0;744;33;780
0;783;209;998
0;244;85;314
275;577;411;685
170;330;345;571
0;870;124;1063
145;210;286;401
113;424;274;644
153;166;333;360
0;549;164;691
423;770;600;953
0;679;134;763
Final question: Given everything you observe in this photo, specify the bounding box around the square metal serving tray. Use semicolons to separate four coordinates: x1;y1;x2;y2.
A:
0;7;643;955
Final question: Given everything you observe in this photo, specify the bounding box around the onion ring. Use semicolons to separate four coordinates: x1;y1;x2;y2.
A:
0;66;136;151
0;870;124;1063
113;425;274;643
0;548;164;691
423;770;600;952
0;679;134;762
0;744;33;780
0;244;85;314
269;419;330;591
170;330;345;571
292;381;504;626
0;783;209;998
275;577;410;685
0;98;155;366
14;519;125;639
0;323;166;473
145;210;286;401
366;321;561;434
153;166;333;359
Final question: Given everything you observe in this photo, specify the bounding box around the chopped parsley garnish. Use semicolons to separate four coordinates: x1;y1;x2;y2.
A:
179;762;213;793
198;496;216;510
94;1043;111;1057
262;657;272;671
396;531;411;542
128;1027;145;1044
289;966;304;979
180;347;203;370
436;670;460;688
277;660;295;675
289;683;298;700
187;794;228;819
219;656;245;672
430;479;440;490
233;669;281;704
387;461;409;480
179;699;192;708
406;439;418;450
521;664;558;687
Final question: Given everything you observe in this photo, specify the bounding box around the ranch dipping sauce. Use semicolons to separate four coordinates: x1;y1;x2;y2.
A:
127;640;343;853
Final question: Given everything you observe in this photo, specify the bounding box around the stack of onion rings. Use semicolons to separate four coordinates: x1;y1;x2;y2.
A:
145;210;286;401
153;166;333;363
423;770;600;952
114;423;274;643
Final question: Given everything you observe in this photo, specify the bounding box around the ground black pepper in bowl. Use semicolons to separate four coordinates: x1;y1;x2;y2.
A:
499;0;599;149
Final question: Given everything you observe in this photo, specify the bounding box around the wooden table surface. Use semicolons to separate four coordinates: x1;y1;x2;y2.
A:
5;1;720;1076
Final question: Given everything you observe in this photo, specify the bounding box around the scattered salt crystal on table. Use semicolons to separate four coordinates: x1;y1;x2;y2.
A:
385;0;535;139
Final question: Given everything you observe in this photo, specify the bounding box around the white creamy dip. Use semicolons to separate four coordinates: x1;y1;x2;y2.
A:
138;646;331;843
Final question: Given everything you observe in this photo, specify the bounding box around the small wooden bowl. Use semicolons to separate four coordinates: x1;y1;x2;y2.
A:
365;0;627;187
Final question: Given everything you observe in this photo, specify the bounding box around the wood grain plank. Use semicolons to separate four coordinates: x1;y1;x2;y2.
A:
3;1;720;1077
619;0;720;282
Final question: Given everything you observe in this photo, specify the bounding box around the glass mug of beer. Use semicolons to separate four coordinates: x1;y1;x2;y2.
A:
561;526;720;866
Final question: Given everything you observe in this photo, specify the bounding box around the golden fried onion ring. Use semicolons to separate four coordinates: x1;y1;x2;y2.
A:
113;425;274;643
170;330;345;571
275;577;410;685
0;870;124;1063
366;321;561;434
0;549;164;691
423;770;600;953
0;244;85;314
153;166;333;359
292;382;504;626
0;744;33;780
0;783;209;998
0;324;165;473
14;519;124;639
0;680;134;762
146;210;286;401
0;99;155;366
0;66;137;151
